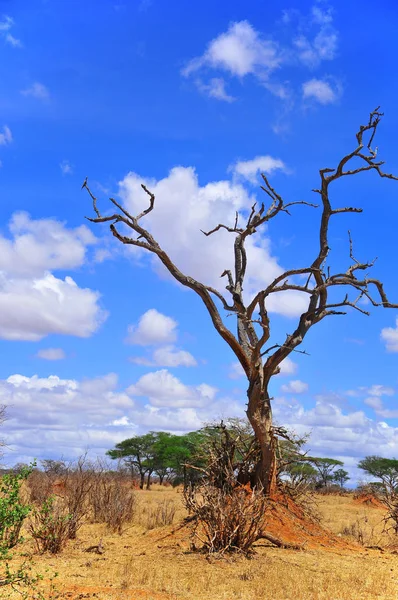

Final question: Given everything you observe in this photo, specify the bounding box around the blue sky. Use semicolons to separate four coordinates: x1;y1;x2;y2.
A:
1;0;398;482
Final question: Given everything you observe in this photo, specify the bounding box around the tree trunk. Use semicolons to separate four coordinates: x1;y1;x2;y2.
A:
159;473;164;485
246;374;277;497
146;471;152;490
139;472;145;490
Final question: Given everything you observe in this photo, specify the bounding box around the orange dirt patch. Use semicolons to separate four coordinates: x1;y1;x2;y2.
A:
263;493;360;551
353;494;385;509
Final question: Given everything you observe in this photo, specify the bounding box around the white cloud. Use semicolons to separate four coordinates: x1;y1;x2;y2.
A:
182;7;340;106
36;348;66;361
0;16;13;31
60;160;73;175
302;78;341;104
381;319;398;352
196;77;235;102
0;273;107;341
230;155;286;184
119;166;308;317
0;212;96;278
183;21;281;79
21;82;49;100
365;385;394;397
294;28;337;68
1;373;136;464
274;394;398;481
126;309;177;346
131;345;197;368
364;396;383;411
128;309;197;367
0;372;244;464
0;16;22;47
127;369;217;408
0;212;105;341
281;379;308;394
5;33;21;47
361;385;398;419
0;125;12;146
277;357;298;376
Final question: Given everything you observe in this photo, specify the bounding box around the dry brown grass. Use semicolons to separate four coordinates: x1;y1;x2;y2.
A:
3;487;398;599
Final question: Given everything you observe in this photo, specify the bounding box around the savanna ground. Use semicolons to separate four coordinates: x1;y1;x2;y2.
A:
4;486;398;600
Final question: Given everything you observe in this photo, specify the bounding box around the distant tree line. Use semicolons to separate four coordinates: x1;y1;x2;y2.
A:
105;421;351;491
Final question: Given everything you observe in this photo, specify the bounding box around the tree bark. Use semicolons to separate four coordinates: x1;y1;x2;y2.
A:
246;374;277;497
139;472;145;490
146;471;152;490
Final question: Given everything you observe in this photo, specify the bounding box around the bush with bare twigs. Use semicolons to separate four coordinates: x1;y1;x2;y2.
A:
184;482;268;555
28;496;72;554
62;456;95;539
182;421;269;555
89;475;136;533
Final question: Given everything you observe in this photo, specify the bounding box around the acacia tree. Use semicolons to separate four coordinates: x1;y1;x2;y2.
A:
309;457;344;488
358;456;398;532
333;468;350;488
107;433;156;489
85;109;398;496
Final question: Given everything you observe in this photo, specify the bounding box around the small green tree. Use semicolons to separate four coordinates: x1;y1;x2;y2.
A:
107;433;157;489
333;468;350;488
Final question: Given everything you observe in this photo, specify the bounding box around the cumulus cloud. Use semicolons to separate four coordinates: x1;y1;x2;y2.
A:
281;379;308;394
0;212;106;341
0;273;107;341
302;78;341;104
119;166;308;318
127;369;217;408
381;319;398;352
183;21;281;79
36;348;66;361
230;155;286;184
21;82;49;100
0;212;96;278
274;393;398;480
1;373;136;464
130;345;197;368
182;6;340;106
0;125;12;146
128;309;197;367
126;309;177;346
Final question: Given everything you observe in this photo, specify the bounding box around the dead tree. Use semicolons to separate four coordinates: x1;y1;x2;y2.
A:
84;108;398;496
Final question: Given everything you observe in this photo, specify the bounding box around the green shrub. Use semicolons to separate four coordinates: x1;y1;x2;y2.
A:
0;464;34;556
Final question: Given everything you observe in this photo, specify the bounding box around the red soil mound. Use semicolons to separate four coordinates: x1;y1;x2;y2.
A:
261;493;359;551
353;494;384;509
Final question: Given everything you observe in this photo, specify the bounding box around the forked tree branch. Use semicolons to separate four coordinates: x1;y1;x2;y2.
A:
85;108;398;384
